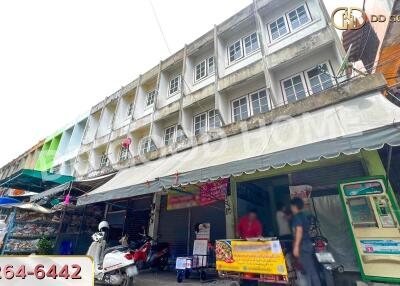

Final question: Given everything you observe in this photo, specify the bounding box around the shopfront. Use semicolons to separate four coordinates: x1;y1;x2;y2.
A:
156;180;228;258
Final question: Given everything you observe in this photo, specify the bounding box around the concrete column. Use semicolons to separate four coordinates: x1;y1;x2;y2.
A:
149;62;162;137
226;178;238;239
148;193;161;239
361;149;400;213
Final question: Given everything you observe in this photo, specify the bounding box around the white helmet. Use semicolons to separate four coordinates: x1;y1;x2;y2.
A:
98;221;109;231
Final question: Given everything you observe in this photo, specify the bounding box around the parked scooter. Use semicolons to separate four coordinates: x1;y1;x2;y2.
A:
87;221;138;286
132;231;170;271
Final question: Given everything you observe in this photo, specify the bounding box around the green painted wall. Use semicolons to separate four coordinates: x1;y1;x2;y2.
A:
34;133;62;171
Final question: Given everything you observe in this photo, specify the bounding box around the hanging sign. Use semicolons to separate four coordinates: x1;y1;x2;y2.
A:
167;179;228;210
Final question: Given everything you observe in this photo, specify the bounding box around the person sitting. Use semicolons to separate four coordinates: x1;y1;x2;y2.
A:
237;209;263;239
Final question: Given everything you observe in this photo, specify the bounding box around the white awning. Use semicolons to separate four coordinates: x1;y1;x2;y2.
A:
78;92;400;205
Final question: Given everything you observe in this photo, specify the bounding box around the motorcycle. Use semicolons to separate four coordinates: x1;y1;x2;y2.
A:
87;221;138;286
132;233;170;271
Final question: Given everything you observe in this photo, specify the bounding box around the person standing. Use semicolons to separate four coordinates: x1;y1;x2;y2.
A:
290;198;321;286
276;202;292;239
236;209;263;239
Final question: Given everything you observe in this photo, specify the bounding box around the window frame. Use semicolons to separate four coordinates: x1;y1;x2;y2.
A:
208;109;221;130
231;88;269;122
168;75;181;97
119;146;130;161
249;89;270;115
243;32;260;56
139;136;155;155
164;124;177;146
267;15;290;42
127;102;134;117
193;112;208;136
228;39;244;64
286;4;312;32
304;62;334;95
99;153;109;168
227;32;260;65
280;72;308;104
231;95;251;122
194;56;215;83
145;90;156;109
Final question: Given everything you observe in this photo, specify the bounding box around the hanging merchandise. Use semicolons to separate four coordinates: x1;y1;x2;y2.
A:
122;137;132;149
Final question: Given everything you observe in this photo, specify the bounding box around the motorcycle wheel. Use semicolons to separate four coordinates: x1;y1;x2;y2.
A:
121;272;134;286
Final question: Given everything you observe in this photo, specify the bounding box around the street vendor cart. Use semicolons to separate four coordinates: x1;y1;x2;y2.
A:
216;238;297;285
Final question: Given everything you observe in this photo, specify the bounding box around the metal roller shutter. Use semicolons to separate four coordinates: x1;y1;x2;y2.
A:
125;196;153;241
158;197;226;258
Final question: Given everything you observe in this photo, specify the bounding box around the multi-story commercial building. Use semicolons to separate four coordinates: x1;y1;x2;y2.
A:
75;0;346;179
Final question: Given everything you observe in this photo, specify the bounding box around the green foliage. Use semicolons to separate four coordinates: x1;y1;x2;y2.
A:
37;237;54;255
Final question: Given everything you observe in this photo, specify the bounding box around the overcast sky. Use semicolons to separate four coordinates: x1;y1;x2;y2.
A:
0;0;362;167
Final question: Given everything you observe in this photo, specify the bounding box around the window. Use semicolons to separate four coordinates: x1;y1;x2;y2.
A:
163;125;186;145
232;96;250;122
139;137;156;154
288;5;310;30
164;125;176;146
208;109;221;129
194;56;215;83
250;89;269;115
208;57;215;75
100;154;108;168
268;16;289;41
195;61;206;81
282;74;307;103
243;32;259;55
229;40;243;63
169;75;181;96
119;146;129;161
194;113;207;135
127;103;134;117
231;89;269;122
146;90;156;108
306;63;333;94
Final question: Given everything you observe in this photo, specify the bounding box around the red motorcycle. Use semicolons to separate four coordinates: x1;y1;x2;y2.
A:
132;234;170;271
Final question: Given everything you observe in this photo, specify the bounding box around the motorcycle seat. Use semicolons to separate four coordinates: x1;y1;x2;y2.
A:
104;245;129;255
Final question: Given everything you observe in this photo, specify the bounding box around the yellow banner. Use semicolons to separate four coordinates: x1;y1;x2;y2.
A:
216;240;288;276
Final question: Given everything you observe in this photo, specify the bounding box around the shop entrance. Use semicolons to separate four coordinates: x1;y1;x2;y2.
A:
157;196;226;259
236;161;367;273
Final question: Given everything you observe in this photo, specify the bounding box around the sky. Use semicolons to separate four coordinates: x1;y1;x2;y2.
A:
0;0;362;167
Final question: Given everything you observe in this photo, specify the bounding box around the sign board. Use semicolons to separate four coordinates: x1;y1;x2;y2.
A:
167;179;228;210
216;240;288;276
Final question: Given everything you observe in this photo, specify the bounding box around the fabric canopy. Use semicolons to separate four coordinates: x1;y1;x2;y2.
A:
30;172;117;202
78;92;400;205
0;169;74;193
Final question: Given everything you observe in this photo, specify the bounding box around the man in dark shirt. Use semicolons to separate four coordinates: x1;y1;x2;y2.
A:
290;198;321;286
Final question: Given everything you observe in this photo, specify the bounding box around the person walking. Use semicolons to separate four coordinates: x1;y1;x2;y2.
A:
290;198;321;286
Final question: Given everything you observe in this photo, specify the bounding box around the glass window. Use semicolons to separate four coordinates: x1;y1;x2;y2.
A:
195;61;207;82
250;89;269;115
164;125;176;146
119;146;129;161
288;5;310;30
208;109;221;129
243;32;259;55
139;137;156;154
146;90;156;107
169;75;181;95
176;125;186;142
232;96;249;122
306;64;333;94
208;56;215;75
282;75;306;103
100;154;108;167
194;113;207;135
229;40;243;63
269;16;288;40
